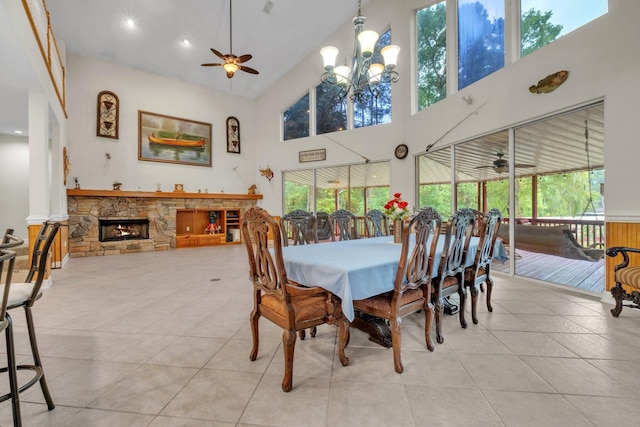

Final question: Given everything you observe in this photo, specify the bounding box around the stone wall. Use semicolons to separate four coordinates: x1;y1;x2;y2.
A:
67;191;260;257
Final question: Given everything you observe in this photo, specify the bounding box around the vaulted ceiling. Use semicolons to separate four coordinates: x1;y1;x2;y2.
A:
0;0;370;135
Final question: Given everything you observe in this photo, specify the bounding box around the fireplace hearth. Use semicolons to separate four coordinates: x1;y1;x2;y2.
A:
99;218;150;242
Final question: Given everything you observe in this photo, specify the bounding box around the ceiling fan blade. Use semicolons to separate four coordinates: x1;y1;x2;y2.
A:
210;48;227;60
201;63;223;67
239;65;259;74
474;165;493;169
514;164;536;168
236;54;253;63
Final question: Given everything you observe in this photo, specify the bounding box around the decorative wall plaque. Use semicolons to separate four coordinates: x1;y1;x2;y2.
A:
226;116;240;153
299;149;326;163
97;90;119;139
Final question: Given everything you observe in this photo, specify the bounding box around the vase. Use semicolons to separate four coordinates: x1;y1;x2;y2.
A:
393;219;404;244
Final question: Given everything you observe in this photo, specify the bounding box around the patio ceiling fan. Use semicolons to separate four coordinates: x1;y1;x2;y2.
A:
475;152;536;174
201;0;259;78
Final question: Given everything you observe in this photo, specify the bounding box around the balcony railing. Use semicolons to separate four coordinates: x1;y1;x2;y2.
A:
22;0;66;115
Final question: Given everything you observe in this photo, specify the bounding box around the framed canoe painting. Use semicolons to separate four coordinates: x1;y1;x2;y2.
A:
138;110;212;167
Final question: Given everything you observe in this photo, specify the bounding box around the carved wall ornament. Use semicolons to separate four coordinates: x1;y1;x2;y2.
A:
529;70;569;94
226;116;240;153
97;90;119;138
259;166;274;181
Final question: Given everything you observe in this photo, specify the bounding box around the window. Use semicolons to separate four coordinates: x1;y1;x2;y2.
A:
354;30;393;128
316;82;347;135
416;1;446;111
417;146;453;219
283;169;313;212
283;162;390;219
521;0;607;56
283;92;310;141
458;0;504;90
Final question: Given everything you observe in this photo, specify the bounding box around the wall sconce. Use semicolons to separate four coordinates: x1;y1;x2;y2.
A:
259;166;274;181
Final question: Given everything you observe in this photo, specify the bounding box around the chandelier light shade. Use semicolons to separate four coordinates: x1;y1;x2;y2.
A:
320;0;400;102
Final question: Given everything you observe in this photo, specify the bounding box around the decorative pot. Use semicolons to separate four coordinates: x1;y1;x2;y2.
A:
393;219;404;244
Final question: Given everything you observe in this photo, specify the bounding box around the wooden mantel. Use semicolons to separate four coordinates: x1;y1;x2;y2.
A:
66;189;263;200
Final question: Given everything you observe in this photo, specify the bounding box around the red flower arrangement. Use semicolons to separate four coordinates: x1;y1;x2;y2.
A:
384;193;410;221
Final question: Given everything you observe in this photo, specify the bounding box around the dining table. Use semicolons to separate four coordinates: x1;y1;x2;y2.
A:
280;234;507;346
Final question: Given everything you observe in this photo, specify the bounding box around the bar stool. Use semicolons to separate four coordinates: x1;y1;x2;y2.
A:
0;222;60;424
1;235;23;425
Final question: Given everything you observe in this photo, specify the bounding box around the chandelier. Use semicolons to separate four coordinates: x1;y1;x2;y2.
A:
320;0;400;103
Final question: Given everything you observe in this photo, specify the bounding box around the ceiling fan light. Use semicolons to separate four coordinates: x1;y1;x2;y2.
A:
223;63;239;74
494;165;508;174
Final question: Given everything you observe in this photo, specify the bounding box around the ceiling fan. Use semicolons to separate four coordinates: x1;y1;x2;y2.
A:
201;0;259;79
475;152;536;174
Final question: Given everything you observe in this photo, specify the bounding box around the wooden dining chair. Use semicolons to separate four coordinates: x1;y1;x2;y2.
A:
241;207;349;392
0;221;60;419
280;210;319;339
352;207;442;373
315;212;333;242
280;209;316;246
329;209;359;241
464;208;502;324
365;209;390;237
431;208;475;345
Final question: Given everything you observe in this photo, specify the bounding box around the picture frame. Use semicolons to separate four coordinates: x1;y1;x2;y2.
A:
138;110;212;167
226;116;240;153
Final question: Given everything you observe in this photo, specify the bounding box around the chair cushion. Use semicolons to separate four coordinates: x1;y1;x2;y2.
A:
354;288;424;314
441;275;460;289
0;282;34;307
260;293;329;323
615;267;640;290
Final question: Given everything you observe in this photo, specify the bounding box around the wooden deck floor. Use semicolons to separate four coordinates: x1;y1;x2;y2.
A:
491;249;605;293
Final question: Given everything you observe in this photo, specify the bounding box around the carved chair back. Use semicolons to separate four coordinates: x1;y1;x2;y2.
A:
315;212;333;242
473;208;502;271
329;209;359;241
242;207;292;319
395;207;442;294
365;209;390;237
438;208;475;282
280;209;316;246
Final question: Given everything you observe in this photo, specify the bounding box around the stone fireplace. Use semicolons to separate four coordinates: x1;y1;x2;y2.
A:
67;189;262;257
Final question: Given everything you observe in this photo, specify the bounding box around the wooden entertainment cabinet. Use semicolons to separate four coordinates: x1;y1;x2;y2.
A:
176;208;241;248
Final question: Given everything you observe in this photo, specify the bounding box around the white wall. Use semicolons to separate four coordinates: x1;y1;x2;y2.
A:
0;134;29;235
65;55;259;195
253;0;640;220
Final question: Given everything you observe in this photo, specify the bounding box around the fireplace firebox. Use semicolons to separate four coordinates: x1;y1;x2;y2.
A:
99;218;150;242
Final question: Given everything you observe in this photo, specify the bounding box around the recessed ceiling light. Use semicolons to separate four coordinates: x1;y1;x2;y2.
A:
181;38;191;46
125;18;136;28
13;130;23;134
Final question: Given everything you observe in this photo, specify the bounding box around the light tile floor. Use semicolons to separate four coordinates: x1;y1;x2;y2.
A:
1;245;640;426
